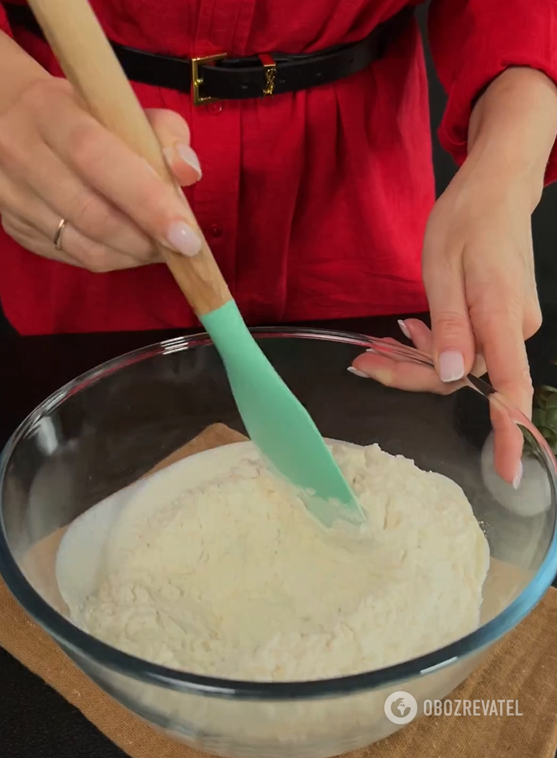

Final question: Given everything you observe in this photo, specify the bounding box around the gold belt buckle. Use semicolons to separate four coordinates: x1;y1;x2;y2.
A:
191;53;227;106
259;54;277;97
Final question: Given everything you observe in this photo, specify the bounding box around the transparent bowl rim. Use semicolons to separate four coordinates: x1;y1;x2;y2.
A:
1;325;556;701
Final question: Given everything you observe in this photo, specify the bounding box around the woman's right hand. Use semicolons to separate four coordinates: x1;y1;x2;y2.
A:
0;76;203;271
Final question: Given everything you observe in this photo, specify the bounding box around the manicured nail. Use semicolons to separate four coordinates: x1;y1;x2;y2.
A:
347;367;369;378
166;221;202;257
176;144;202;179
513;461;523;490
439;350;465;383
398;319;411;340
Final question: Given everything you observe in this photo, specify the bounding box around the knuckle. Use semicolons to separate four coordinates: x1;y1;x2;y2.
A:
501;287;524;318
140;181;174;229
2;219;34;250
498;364;533;397
470;294;523;330
66;120;103;169
0;125;13;159
18;77;70;118
0;79;70;158
87;259;113;273
19;78;53;112
517;360;533;387
69;191;115;238
524;306;542;338
1;211;28;236
0;212;14;236
433;310;468;338
150;108;191;142
71;235;114;273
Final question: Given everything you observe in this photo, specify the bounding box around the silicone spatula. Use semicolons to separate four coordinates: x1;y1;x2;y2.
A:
27;0;365;528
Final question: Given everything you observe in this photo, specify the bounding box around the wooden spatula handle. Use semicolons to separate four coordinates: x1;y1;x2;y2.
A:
27;0;232;316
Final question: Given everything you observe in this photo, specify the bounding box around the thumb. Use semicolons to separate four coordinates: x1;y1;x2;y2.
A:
424;249;476;384
145;108;202;186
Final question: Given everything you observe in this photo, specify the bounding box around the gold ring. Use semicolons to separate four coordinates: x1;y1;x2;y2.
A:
53;218;68;251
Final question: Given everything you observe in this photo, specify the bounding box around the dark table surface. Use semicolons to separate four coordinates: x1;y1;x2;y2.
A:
1;312;557;758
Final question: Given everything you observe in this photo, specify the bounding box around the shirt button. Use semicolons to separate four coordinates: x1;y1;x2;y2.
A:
209;223;223;239
207;102;223;116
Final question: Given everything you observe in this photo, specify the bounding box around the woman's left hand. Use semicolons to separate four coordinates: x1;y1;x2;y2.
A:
351;69;557;487
355;166;540;409
354;166;539;486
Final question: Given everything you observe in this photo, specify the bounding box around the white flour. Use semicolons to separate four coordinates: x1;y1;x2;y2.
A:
57;441;489;682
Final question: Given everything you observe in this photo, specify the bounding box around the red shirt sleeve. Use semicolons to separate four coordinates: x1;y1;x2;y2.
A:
428;0;557;183
0;5;12;36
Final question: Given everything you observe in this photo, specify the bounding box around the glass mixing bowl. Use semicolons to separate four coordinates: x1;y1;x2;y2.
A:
1;328;556;758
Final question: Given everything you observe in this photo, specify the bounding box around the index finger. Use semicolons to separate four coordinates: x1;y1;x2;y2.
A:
40;92;201;256
477;310;531;486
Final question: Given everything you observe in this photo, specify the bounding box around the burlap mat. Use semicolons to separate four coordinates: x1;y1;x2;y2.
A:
1;423;557;758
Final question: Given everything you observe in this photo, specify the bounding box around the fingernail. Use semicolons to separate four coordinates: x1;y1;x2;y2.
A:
347;367;369;378
398;319;411;340
439;350;465;383
513;461;523;490
176;144;202;179
365;348;378;354
166;221;202;257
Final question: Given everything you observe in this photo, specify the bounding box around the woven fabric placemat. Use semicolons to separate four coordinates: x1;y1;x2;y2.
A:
1;423;557;758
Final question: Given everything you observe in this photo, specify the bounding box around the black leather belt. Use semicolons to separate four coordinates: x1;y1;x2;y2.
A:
4;2;414;105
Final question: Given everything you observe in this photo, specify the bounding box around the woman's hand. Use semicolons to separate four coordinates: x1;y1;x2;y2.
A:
352;68;557;486
353;170;539;410
0;76;202;270
422;160;540;415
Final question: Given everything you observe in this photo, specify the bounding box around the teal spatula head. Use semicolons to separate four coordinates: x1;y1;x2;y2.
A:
200;302;366;528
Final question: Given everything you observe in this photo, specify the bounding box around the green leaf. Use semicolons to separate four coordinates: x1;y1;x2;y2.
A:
539;385;557;395
546;393;557;409
534;392;549;409
532;408;546;429
546;408;557;431
537;426;554;440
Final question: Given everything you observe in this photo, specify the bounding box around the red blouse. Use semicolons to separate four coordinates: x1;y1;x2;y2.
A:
1;0;556;335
